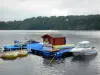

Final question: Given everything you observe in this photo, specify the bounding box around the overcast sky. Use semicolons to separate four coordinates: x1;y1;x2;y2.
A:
0;0;100;21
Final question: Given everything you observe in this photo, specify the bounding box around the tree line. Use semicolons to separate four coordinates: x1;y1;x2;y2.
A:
0;15;100;30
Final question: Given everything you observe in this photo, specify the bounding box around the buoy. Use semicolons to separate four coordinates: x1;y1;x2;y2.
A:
18;50;28;57
1;52;18;59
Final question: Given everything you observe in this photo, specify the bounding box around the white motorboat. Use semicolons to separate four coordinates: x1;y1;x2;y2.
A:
70;41;97;56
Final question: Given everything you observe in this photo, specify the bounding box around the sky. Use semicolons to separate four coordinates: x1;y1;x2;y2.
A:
0;0;100;21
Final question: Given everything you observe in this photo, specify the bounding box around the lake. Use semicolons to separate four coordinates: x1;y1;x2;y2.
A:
0;30;100;75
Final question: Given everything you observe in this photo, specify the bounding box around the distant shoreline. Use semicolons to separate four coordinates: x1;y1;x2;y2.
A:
0;15;100;30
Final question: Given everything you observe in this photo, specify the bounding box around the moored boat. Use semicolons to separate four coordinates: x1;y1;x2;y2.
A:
1;52;18;59
70;41;97;56
17;50;28;57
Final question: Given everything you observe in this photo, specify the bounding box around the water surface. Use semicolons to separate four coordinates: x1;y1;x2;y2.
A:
0;30;100;75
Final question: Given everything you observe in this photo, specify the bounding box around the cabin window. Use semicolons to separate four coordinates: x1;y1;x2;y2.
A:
84;44;90;48
77;44;90;48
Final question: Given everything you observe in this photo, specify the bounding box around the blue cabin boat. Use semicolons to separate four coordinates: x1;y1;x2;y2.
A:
30;44;73;58
4;40;40;51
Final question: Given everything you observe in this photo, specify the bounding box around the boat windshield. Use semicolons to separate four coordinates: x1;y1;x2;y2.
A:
76;43;90;48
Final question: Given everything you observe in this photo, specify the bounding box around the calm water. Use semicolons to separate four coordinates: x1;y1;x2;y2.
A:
0;30;100;75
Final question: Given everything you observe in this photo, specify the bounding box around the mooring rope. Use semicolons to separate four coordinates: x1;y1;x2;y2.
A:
49;54;56;64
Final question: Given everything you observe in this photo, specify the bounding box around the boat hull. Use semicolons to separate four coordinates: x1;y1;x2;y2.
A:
73;50;97;56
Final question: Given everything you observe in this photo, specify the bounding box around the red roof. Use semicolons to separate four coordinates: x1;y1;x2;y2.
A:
41;34;65;38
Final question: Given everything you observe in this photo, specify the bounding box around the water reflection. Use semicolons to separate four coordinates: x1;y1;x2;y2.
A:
43;57;66;66
71;54;97;62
